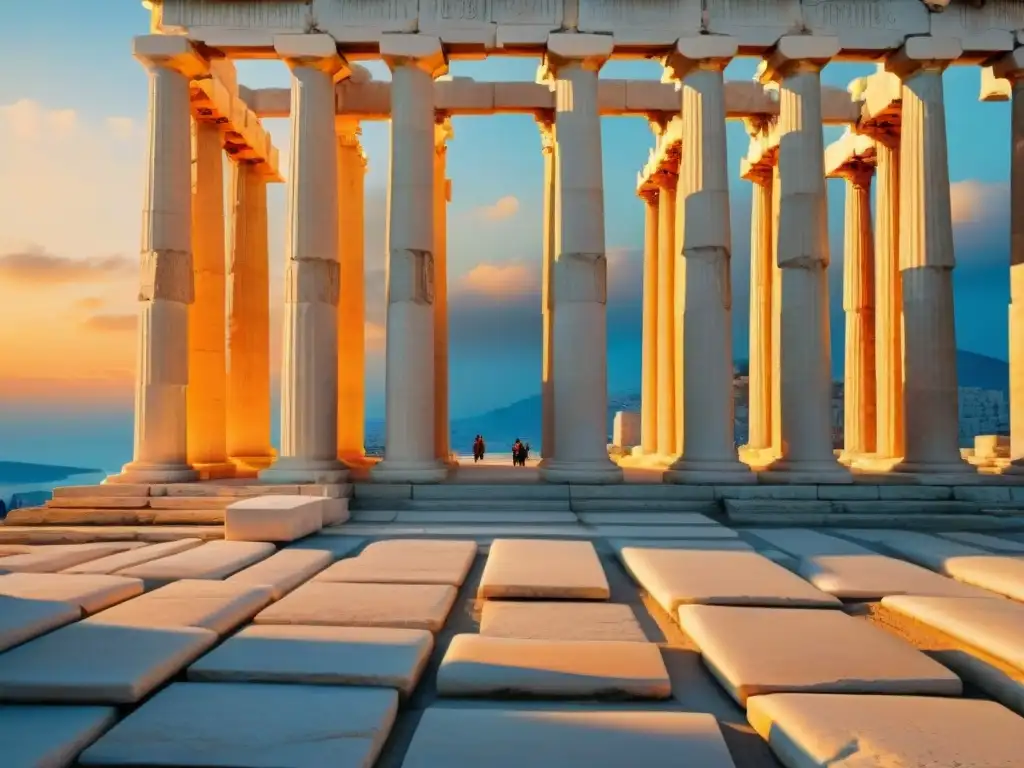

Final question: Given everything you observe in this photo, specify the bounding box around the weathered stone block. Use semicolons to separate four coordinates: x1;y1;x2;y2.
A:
224;495;324;542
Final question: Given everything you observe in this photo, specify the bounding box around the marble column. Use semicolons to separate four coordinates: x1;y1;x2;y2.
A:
656;172;677;459
261;35;349;484
868;134;905;466
433;116;453;464
538;114;557;459
994;49;1024;471
640;188;659;456
663;38;751;483
336;118;367;465
372;35;449;483
887;39;969;474
839;163;877;463
742;162;774;459
112;36;206;484
770;162;783;460
537;34;622;483
186;119;233;479
226;160;273;474
759;36;848;481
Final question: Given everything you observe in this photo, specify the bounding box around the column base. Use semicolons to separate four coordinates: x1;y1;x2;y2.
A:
105;461;199;485
191;461;237;481
888;458;980;484
538;458;623;484
370;459;449;484
761;458;852;485
230;455;276;478
664;458;756;485
837;451;862;467
999;460;1024;475
259;457;349;485
337;451;373;468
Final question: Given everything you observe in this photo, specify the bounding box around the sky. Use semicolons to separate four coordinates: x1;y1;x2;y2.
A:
0;0;1013;467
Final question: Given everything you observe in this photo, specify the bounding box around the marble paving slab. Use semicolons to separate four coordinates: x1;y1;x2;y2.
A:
587;525;740;540
79;682;398;768
0;573;143;615
677;605;962;706
116;540;276;585
314;539;477;586
939;531;1024;553
744;528;874;557
577;512;719;526
226;548;333;599
254;581;458;632
480;601;648;642
941;555;1024;603
0;621;217;704
607;538;753;553
478;539;610;600
401;707;737;768
86;579;274;636
0;705;118;768
882;595;1024;671
187;624;433;697
436;634;671;699
796;553;995;600
619;548;841;613
63;539;205;575
0;543;145;574
0;595;80;653
747;693;1024;768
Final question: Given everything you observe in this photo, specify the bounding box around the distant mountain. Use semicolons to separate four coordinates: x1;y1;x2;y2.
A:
0;461;99;484
957;350;1008;394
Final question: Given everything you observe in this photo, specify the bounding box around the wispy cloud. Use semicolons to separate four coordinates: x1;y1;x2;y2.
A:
457;261;537;296
82;313;136;333
0;247;133;285
474;195;520;222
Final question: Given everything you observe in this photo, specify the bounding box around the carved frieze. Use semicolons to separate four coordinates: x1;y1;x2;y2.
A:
577;0;702;45
312;0;419;40
492;0;562;25
704;0;801;46
801;0;928;50
161;0;310;30
929;0;1024;54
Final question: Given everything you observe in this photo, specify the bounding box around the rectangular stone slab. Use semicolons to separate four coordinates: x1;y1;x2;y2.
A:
116;540;275;585
940;531;1024;553
0;573;143;615
747;693;1024;768
86;579;274;636
80;682;398;768
478;539;610;600
314;539;477;586
0;543;145;574
224;495;323;542
226;548;333;599
480;601;648;642
619;548;841;613
254;581;458;632
677;605;962;706
401;707;737;768
188;624;434;696
882;595;1024;672
609;538;753;553
0;621;217;704
63;539;205;575
436;634;671;699
0;595;80;653
796;553;996;600
1;705;118;768
940;556;1024;603
745;528;873;557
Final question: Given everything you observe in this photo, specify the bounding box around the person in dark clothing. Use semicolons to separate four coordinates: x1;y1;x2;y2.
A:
512;438;523;466
473;435;483;463
522;442;530;464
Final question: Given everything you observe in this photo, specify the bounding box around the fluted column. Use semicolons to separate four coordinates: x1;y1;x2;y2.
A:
640;188;659;456
760;36;848;481
112;36;206;484
656;172;677;459
839;163;877;463
664;37;751;483
994;50;1024;471
888;39;969;474
537;34;622;484
371;35;449;483
187;119;233;479
742;162;774;457
770;162;783;459
433;116;453;464
226;161;273;474
538;114;557;459
336;118;367;464
260;35;349;484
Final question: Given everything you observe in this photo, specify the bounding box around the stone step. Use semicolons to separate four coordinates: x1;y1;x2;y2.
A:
5;507;228;526
411;484;571;501
728;512;1024;530
350;498;571;512
47;496;238;510
391;510;579;524
569;484;715;501
570;499;718;513
0;526;224;545
53;483;352;500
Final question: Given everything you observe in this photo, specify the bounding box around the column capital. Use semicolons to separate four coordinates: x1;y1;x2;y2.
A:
133;34;208;78
538;33;613;83
991;47;1024;82
434;114;454;152
380;34;448;78
885;36;961;79
274;34;350;80
662;36;738;82
758;35;839;84
638;186;659;204
653;168;678;190
740;158;772;186
837;160;875;188
536;113;556;154
335;116;361;146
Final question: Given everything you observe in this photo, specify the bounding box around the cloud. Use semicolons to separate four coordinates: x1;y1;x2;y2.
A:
457;261;537;296
82;313;136;333
950;180;1005;227
0;247;134;285
0;99;77;141
105;117;135;140
74;297;107;312
474;195;520;221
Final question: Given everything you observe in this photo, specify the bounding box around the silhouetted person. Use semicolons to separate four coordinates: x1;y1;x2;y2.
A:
522;442;530;464
512;438;523;467
473;435;486;463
